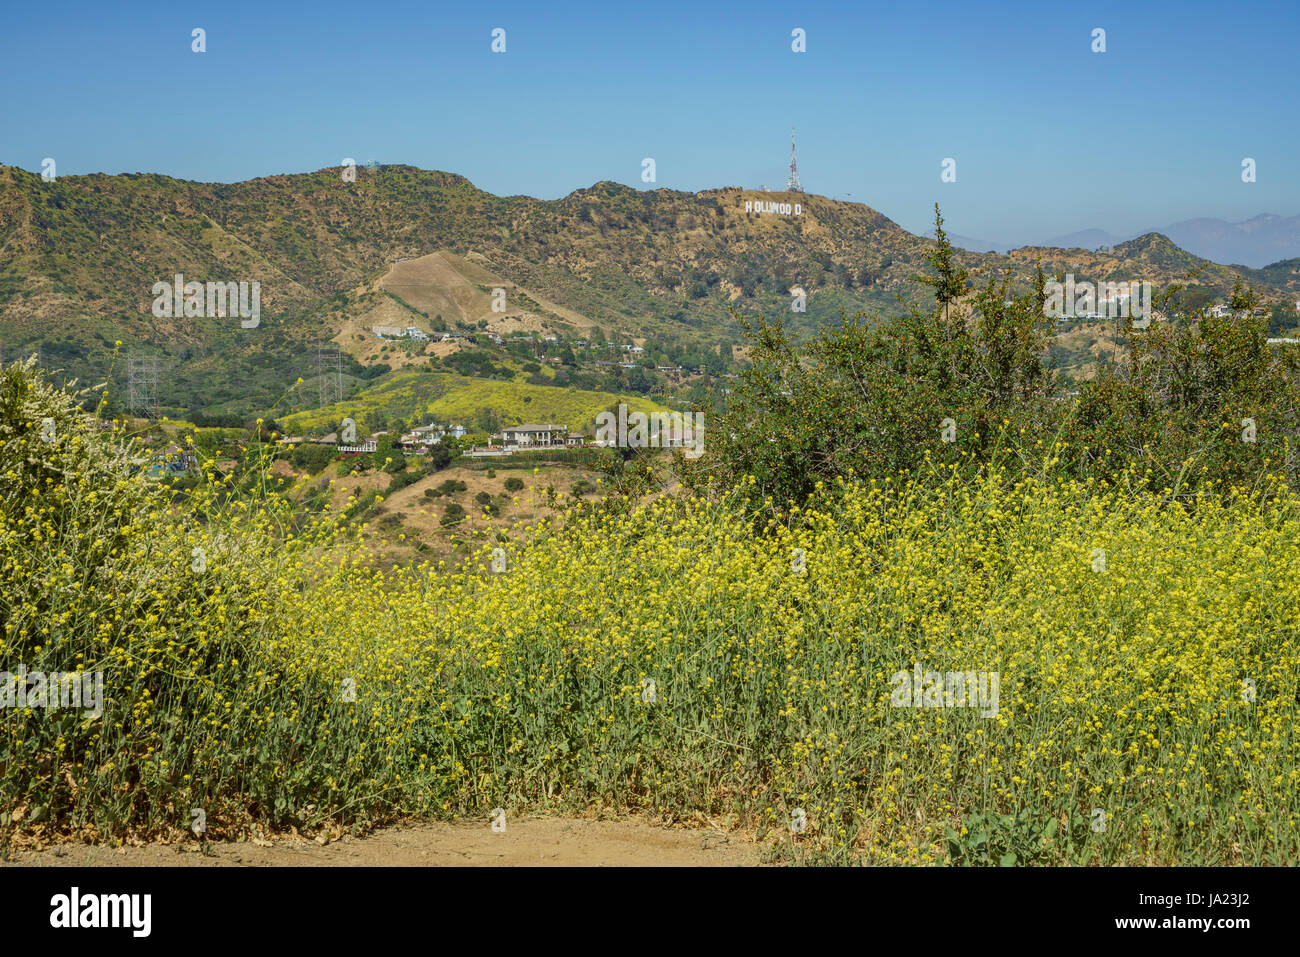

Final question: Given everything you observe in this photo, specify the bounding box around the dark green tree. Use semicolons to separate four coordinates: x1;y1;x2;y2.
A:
914;203;970;325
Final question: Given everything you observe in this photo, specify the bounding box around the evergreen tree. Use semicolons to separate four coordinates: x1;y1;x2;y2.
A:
915;203;970;325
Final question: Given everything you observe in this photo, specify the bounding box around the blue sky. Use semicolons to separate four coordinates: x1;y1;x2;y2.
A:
2;0;1297;242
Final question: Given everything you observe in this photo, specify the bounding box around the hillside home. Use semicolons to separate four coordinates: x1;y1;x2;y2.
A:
399;424;441;447
502;423;567;447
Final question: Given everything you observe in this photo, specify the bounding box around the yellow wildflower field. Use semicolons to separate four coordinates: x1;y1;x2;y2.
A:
2;364;1296;865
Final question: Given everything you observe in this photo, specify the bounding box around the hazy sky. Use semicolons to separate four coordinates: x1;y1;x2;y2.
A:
3;0;1296;243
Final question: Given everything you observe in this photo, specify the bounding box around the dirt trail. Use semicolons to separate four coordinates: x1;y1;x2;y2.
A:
3;817;761;867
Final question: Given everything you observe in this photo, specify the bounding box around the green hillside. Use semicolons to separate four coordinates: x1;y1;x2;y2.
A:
279;368;671;435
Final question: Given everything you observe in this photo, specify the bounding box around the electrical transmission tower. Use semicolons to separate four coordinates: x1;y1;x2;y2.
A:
127;354;161;419
786;125;803;194
316;345;343;406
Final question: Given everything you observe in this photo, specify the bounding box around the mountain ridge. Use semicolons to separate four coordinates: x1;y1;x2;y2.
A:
2;162;1294;415
947;213;1300;269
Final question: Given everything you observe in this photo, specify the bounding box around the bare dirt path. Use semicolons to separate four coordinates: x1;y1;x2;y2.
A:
3;817;762;867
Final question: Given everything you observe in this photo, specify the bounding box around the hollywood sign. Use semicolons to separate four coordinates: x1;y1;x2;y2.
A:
744;199;802;216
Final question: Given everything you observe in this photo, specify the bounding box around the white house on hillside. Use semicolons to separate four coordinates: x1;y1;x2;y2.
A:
501;423;566;447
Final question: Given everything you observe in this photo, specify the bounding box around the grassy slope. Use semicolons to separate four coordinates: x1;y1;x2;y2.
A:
280;367;670;433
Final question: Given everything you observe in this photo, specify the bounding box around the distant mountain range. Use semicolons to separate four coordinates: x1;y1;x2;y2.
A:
941;214;1300;268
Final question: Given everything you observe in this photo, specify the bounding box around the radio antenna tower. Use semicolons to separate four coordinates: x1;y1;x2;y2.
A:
786;125;803;194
